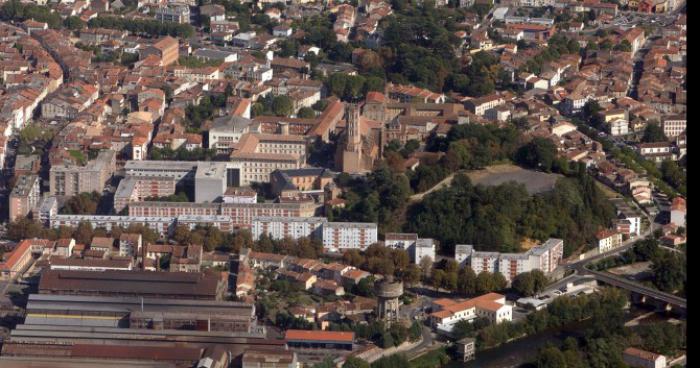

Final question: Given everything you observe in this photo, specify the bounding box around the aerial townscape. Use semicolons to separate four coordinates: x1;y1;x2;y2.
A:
0;0;686;366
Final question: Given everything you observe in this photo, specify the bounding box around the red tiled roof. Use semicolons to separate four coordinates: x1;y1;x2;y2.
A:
285;329;354;343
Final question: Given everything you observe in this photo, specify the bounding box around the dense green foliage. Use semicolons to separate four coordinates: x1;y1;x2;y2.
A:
642;122;668;143
516;137;560;173
370;354;410;368
350;320;419;349
519;34;581;75
325;72;385;101
60;192;102;215
343;357;370;368
511;269;549;297
477;288;628;350
0;0;62;28
7;218;160;245
342;245;411;278
406;168;615;256
149;147;217;161
88;16;194;38
254;234;324;259
252;94;296;117
630;321;686;357
330;167;411;233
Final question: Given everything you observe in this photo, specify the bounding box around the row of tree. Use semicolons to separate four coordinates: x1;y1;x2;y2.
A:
87;16;194;38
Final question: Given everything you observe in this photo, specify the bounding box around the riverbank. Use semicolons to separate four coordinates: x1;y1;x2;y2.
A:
447;306;663;368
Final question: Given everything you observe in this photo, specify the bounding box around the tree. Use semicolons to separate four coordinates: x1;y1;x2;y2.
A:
475;271;496;294
493;272;508;291
457;266;477;296
73;221;94;245
642;123;668;143
271;95;294;116
537;346;567;368
64;16;84;31
297;107;316;118
431;269;446;291
61;192;101;215
613;39;632;52
6;218;46;241
419;256;433;279
403;264;421;286
651;252;685;293
343;357;370;368
512;270;548;296
516;137;558;172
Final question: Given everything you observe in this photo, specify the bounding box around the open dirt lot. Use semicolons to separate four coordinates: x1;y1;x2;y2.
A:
467;164;562;195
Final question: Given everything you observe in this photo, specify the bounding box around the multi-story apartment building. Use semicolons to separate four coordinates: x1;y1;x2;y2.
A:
429;293;512;334
49;150;116;196
637;142;676;163
8;174;40;222
140;36;179;67
464;94;506;116
154;5;191;24
51;215;175;236
413;238;436;264
322;222;378;252
662;115;686;138
119;233;142;258
596;229;623;252
252;216;327;240
384;233;418;250
113;176;178;213
609;119;630;136
128;201;317;228
459;238;564;282
670;197;686;227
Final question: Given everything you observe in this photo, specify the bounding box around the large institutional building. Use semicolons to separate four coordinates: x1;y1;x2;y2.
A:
455;238;564;281
429;293;512;334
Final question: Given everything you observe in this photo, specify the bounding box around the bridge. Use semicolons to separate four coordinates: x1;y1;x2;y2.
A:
584;269;686;314
564;248;686;315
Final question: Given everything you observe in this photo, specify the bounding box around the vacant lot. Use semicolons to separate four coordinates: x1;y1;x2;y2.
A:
467;164;562;195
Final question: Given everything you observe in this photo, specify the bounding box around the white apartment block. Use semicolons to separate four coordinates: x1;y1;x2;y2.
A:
618;209;642;237
414;238;436;264
466;95;505;116
469;250;500;275
609;119;629;136
322;222;378;252
430;293;512;334
518;0;555;6
252;216;327;241
455;244;473;267
384;233;418;250
155;5;190;24
51;215;174;236
458;238;564;282
662;116;686;138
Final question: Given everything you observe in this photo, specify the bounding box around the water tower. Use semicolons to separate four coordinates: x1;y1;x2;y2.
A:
376;276;403;322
